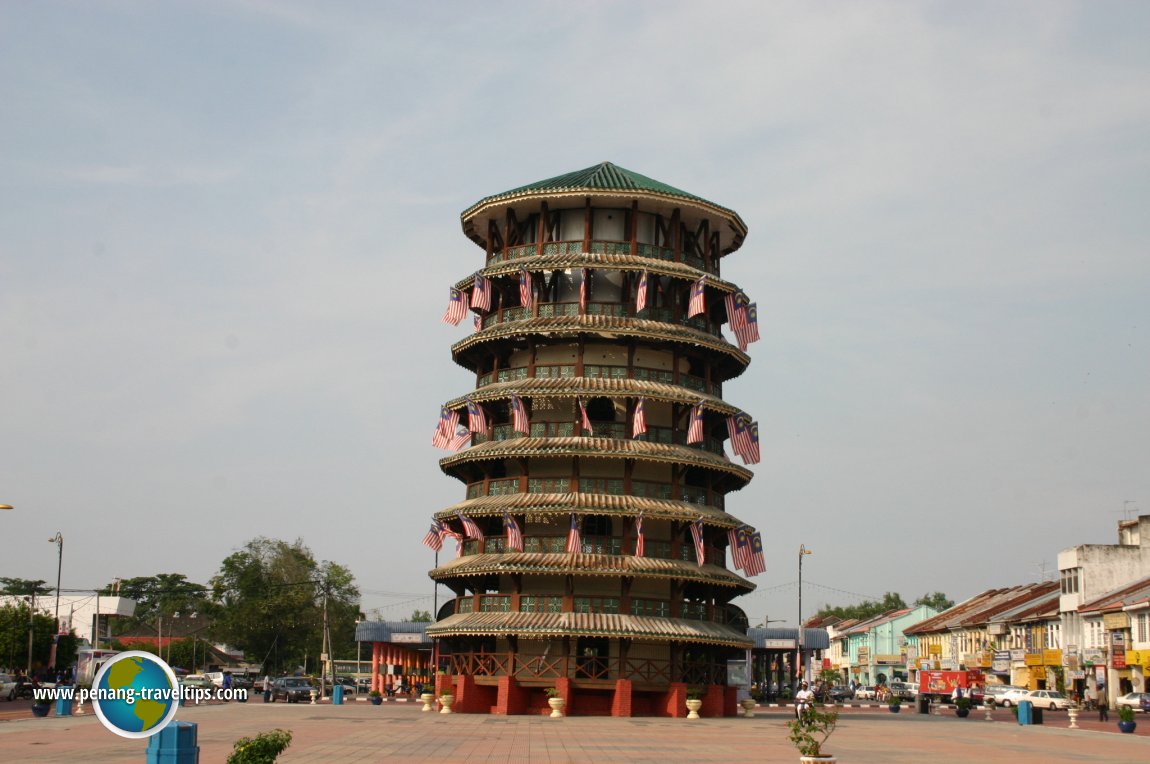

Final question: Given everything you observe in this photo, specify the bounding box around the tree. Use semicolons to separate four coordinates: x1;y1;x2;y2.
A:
409;610;432;623
209;538;359;675
0;602;79;671
913;592;954;612
815;592;908;622
101;573;209;633
0;578;53;597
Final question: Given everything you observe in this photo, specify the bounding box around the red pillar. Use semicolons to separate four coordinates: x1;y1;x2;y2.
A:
371;643;381;693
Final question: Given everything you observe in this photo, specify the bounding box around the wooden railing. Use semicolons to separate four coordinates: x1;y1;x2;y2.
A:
477;301;720;338
477;364;720;397
463;478;726;510
443;651;728;684
486;240;712;275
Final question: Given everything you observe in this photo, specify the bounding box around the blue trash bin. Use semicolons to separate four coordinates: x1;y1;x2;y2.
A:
55;686;73;717
146;720;199;764
1017;700;1032;725
333;684;344;705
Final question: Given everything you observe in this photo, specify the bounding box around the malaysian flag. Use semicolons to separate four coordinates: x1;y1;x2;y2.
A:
726;413;753;459
448;426;471;452
744;531;766;577
472;272;492;312
474;314;483;332
727;527;744;571
634;513;645;557
687;400;705;445
580;268;589;312
457;511;484;541
441;287;469;326
743;421;761;464
578;397;593;435
744;302;760;343
422;519;444;552
736;526;752;570
687;275;706;318
632;397;647;438
465;397;488;434
504;513;523;552
635;270;649;313
519;269;534;311
432;406;459;449
690;517;706;566
442;529;464;559
566;514;581;554
510;395;530;434
725;290;749;330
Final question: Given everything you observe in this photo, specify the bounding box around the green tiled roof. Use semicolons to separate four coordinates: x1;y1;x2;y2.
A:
461;161;743;225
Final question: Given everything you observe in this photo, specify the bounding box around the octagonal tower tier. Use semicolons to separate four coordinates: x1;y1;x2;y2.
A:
426;162;765;717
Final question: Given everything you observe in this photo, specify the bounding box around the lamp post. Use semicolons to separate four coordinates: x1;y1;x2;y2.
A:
0;504;12;510
48;532;63;669
798;544;812;687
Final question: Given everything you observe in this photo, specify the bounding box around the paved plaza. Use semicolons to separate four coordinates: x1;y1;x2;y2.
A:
2;701;1149;763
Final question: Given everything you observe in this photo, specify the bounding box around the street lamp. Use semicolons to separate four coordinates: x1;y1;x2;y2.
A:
0;504;13;510
798;544;812;686
48;532;63;669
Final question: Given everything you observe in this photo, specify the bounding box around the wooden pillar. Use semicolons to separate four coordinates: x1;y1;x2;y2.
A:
629;199;639;257
372;642;381;693
583;196;592;252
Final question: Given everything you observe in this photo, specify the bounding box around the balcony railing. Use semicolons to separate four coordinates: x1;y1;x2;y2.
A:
445;596;743;626
484;240;715;277
442;651;729;685
463;478;725;510
477;301;721;338
477;364;720;397
471;421;723;456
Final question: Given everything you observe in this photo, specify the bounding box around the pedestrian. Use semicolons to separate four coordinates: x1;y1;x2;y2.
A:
222;670;233;702
262;675;272;703
1098;693;1109;722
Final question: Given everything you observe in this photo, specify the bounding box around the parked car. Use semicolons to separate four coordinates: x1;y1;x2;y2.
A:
855;685;876;700
356;677;372;694
998;688;1033;707
1116;692;1150;711
0;673;17;701
889;682;917;701
180;675;214;693
1023;690;1073;710
271;677;314;703
982;685;1024;703
827;685;854;702
1142;695;1150;713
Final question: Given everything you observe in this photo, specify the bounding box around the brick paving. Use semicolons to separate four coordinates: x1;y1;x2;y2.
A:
1;699;1149;763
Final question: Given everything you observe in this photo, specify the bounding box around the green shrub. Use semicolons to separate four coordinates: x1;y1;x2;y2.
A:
226;729;292;764
1118;705;1135;723
787;705;839;758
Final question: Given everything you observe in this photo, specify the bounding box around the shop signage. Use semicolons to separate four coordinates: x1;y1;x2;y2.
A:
1083;650;1104;667
876;654;901;665
858;646;870;662
1042;649;1062;666
1112;632;1127;669
1103;612;1131;630
1024;653;1044;667
992;651;1011;674
928;644;942;656
1009;649;1026;662
763;638;795;649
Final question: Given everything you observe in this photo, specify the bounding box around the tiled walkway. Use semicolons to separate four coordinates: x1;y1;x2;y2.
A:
1;701;1148;763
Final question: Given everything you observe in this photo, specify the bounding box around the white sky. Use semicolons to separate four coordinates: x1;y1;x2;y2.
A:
1;1;1148;627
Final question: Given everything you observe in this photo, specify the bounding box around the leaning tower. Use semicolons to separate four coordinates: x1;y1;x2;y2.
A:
426;162;763;717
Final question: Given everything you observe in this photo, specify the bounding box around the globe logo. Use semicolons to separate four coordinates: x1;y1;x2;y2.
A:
91;651;180;739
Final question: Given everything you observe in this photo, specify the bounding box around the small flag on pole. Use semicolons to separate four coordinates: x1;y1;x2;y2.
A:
422;519;444;552
690;517;706;566
634;513;645;557
457;512;484;541
632;397;647;438
504;513;523;552
687;275;706;318
519;269;534;311
687;400;705;445
580;268;589;312
466;398;488;434
511;395;530;434
635;270;649;313
566;514;582;554
432;407;460;449
578;397;593;436
472;272;492;312
441;287;469;326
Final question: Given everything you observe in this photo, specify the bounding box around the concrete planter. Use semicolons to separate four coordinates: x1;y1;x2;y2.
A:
686;699;703;719
439;694;455;714
800;757;837;764
741;698;757;717
548;697;566;718
420;693;435;712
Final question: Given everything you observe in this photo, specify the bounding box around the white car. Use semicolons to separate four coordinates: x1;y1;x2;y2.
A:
998;688;1033;707
855;685;876;700
0;673;17;701
1116;692;1150;711
1023;690;1073;710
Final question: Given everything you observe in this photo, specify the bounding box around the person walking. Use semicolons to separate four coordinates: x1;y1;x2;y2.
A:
1098;692;1109;722
262;675;272;703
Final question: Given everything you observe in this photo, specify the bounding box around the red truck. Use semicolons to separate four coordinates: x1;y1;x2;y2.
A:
918;670;985;703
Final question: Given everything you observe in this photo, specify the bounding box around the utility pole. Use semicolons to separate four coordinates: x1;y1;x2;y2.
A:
27;589;36;675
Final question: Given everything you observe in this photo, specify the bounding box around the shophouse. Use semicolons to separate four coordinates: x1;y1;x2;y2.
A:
1076;575;1150;705
835;606;938;686
984;585;1062;690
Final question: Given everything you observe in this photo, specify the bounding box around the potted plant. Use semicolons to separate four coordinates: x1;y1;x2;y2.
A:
420;691;436;712
439;692;455;714
368;690;383;706
787;704;839;763
226;728;292;764
955;696;972;718
685;688;704;719
31;700;51;718
1117;704;1137;733
888;695;902;714
545;687;565;718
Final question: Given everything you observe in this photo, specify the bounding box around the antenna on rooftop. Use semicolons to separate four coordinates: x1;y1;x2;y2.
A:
1121;500;1139;521
1032;560;1053;581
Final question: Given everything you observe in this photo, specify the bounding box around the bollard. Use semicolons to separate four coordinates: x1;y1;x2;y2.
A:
55;686;74;717
145;720;199;764
333;684;344;705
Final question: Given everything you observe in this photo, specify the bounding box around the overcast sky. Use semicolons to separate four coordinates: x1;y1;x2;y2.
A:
2;1;1147;629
